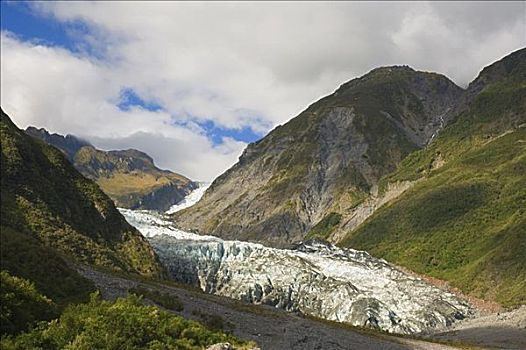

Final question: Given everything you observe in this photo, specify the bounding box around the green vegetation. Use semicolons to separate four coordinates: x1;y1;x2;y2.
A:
342;49;526;307
1;293;256;350
191;309;232;332
1;109;162;278
130;286;184;312
307;212;342;240
0;226;95;306
0;271;57;335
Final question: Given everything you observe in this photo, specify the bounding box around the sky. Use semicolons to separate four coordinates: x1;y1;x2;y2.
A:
1;1;525;181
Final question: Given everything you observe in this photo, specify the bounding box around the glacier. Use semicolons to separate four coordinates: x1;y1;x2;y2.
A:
166;182;210;214
120;208;473;335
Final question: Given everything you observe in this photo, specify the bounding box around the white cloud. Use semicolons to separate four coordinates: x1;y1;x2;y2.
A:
0;32;245;181
1;2;525;181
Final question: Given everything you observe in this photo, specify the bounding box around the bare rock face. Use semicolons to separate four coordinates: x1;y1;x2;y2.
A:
122;209;474;335
172;66;463;247
328;180;417;242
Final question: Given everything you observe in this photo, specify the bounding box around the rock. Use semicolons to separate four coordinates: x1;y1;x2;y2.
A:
206;343;234;350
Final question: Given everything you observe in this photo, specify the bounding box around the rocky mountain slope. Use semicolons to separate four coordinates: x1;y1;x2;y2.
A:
1;109;163;291
26;127;196;211
172;48;525;308
173;66;464;247
123;209;473;335
341;48;526;307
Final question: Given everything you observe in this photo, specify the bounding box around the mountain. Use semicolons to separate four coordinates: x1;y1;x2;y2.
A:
340;48;526;307
1;109;163;298
24;127;91;160
172;48;525;307
1;110;258;348
26;127;197;211
173;65;464;247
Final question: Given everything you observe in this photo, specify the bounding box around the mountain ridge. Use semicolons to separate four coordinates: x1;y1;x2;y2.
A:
26;127;197;211
1;109;163;280
173;63;465;247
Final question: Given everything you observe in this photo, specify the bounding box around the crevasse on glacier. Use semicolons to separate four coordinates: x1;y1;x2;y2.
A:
120;206;472;335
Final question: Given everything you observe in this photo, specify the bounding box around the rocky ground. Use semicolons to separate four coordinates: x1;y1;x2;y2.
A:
77;265;475;350
432;306;526;350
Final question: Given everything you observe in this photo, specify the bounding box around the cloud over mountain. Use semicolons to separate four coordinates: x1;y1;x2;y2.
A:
1;1;524;181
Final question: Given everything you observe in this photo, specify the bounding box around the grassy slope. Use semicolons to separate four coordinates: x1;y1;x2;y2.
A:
97;172;173;207
73;146;193;210
0;226;95;306
341;51;526;307
1;109;162;277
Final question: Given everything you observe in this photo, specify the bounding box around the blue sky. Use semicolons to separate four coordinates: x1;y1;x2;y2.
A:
1;2;75;49
1;1;524;180
1;1;264;147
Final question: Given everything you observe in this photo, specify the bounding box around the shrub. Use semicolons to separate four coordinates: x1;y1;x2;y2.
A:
0;271;57;335
129;286;184;311
1;293;256;350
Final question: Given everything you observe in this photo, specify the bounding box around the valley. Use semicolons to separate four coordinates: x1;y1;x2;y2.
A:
1;42;525;350
122;208;473;335
76;264;471;350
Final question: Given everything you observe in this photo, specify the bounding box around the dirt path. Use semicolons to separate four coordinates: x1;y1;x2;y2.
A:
77;266;464;350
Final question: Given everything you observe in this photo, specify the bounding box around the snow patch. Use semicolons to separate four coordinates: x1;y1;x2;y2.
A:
166;182;210;214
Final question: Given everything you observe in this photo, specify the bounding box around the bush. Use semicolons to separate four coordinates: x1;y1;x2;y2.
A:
129;286;184;311
0;271;57;335
1;293;256;350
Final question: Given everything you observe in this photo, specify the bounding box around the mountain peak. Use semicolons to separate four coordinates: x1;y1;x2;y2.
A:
368;65;415;74
174;61;464;247
25;126;91;161
335;64;461;100
468;47;526;94
26;128;196;211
